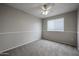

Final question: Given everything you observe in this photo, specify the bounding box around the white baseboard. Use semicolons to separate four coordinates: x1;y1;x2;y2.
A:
0;39;39;54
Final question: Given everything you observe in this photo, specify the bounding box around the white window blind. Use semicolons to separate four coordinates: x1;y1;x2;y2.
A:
47;17;64;31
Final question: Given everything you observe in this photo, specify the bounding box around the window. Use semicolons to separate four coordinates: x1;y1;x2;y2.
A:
47;17;64;31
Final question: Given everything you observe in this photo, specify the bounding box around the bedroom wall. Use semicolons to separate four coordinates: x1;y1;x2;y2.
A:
42;11;77;46
77;8;79;50
0;4;42;53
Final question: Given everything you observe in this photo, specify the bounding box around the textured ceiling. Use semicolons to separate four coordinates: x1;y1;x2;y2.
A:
7;3;79;18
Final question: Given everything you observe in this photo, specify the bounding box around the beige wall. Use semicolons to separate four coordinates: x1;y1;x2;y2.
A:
0;4;42;53
77;8;79;49
42;11;77;46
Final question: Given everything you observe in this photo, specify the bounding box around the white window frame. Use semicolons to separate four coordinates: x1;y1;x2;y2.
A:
47;17;64;32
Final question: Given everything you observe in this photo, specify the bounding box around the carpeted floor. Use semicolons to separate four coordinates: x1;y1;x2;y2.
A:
2;39;79;56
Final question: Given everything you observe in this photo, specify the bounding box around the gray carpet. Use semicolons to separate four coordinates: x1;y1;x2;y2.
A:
2;39;79;56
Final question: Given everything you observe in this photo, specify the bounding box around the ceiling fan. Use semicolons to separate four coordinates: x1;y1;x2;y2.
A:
40;3;55;15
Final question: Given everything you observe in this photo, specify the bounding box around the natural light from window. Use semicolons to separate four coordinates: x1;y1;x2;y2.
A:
47;17;64;31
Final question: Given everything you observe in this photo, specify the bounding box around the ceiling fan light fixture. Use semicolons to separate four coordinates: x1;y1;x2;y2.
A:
41;9;49;15
41;3;54;15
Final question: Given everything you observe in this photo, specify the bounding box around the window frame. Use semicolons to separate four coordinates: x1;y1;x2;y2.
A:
47;17;64;32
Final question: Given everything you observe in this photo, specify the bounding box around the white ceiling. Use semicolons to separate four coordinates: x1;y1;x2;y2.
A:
7;3;79;18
